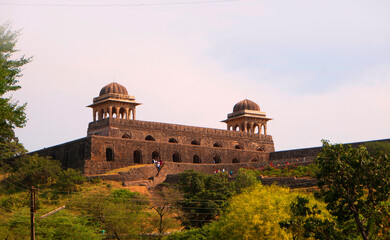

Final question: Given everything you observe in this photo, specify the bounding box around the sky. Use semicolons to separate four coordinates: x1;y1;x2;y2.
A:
2;0;390;151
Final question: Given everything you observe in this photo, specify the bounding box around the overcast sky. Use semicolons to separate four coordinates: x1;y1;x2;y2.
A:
2;0;390;151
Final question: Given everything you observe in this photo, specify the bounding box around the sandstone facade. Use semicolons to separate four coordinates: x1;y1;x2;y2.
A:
32;82;275;175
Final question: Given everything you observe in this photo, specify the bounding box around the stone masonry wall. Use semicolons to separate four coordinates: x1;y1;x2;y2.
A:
30;137;90;171
85;135;270;175
88;118;275;152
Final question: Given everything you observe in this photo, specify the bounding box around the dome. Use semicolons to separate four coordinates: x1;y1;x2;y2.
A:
99;82;128;96
233;99;260;112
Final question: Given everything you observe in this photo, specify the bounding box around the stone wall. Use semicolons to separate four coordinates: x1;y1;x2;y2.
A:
85;135;270;175
269;138;390;165
30;137;90;171
88;118;275;152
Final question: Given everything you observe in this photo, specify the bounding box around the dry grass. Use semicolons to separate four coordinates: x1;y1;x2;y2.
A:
101;164;150;175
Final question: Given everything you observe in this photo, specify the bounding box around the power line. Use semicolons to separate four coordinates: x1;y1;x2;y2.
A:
0;0;239;7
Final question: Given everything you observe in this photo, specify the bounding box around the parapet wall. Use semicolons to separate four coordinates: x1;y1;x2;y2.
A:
269;138;390;165
29;137;90;171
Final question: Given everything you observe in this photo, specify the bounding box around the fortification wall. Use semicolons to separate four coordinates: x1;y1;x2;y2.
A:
88;118;274;152
269;138;390;164
85;136;269;175
30;137;90;171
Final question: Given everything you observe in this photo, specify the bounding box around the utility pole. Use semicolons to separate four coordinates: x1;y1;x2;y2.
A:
30;186;36;240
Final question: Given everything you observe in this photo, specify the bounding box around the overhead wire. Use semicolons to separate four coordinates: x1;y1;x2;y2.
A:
0;0;239;7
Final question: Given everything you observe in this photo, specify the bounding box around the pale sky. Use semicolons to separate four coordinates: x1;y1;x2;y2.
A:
2;0;390;151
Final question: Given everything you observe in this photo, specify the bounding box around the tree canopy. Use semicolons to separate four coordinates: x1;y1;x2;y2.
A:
0;22;31;160
316;140;390;240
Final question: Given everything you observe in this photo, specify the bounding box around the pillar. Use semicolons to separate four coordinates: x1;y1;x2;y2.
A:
109;106;113;119
126;108;129;120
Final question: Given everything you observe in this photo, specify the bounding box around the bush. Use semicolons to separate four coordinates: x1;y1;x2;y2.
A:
12;155;62;188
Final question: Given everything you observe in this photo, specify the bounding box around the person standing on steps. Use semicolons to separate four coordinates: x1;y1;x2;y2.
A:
156;160;160;171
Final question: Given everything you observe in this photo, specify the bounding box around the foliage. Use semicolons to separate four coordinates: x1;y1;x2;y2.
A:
205;184;330;240
150;188;181;239
234;168;259;193
6;155;86;192
280;196;357;240
54;168;86;194
316;140;390;240
0;208;102;239
0;22;31;160
177;170;235;229
163;227;211;240
68;188;149;240
11;154;62;188
257;163;317;178
364;141;390;157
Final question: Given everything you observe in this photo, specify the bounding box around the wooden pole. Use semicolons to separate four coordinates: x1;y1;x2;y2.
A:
30;186;36;240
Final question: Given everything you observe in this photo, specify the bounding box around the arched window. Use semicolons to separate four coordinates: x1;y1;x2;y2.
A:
152;151;160;160
134;150;142;164
122;133;131;139
193;155;201;163
256;147;265;152
119;108;126;119
251;159;258;162
235;145;244;150
173;152;181;162
213;143;222;148
169;138;178;143
191;140;200;145
100;109;105;120
106;148;114;161
233;124;239;131
213;155;221;164
112;107;118;118
254;124;260;134
247;123;252;133
232;158;239;163
145;135;155;141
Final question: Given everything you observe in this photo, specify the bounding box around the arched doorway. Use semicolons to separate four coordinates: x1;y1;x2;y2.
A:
193;155;201;163
213;155;221;164
232;158;239;163
106;148;114;161
173;152;181;162
152;151;160;160
134;150;142;164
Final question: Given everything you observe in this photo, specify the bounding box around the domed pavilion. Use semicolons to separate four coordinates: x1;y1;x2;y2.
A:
87;82;141;121
223;99;272;135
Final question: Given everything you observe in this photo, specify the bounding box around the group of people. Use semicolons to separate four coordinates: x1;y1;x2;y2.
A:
152;158;163;171
213;169;234;176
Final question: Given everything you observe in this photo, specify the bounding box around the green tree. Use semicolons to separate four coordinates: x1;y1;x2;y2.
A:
11;154;62;188
178;170;234;229
150;189;181;239
280;196;357;240
234;168;258;193
69;189;148;240
316;140;390;240
205;184;330;240
54;168;86;194
0;22;31;160
364;141;390;157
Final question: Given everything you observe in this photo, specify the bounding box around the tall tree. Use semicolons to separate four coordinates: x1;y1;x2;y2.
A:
316;140;390;240
0;22;31;160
